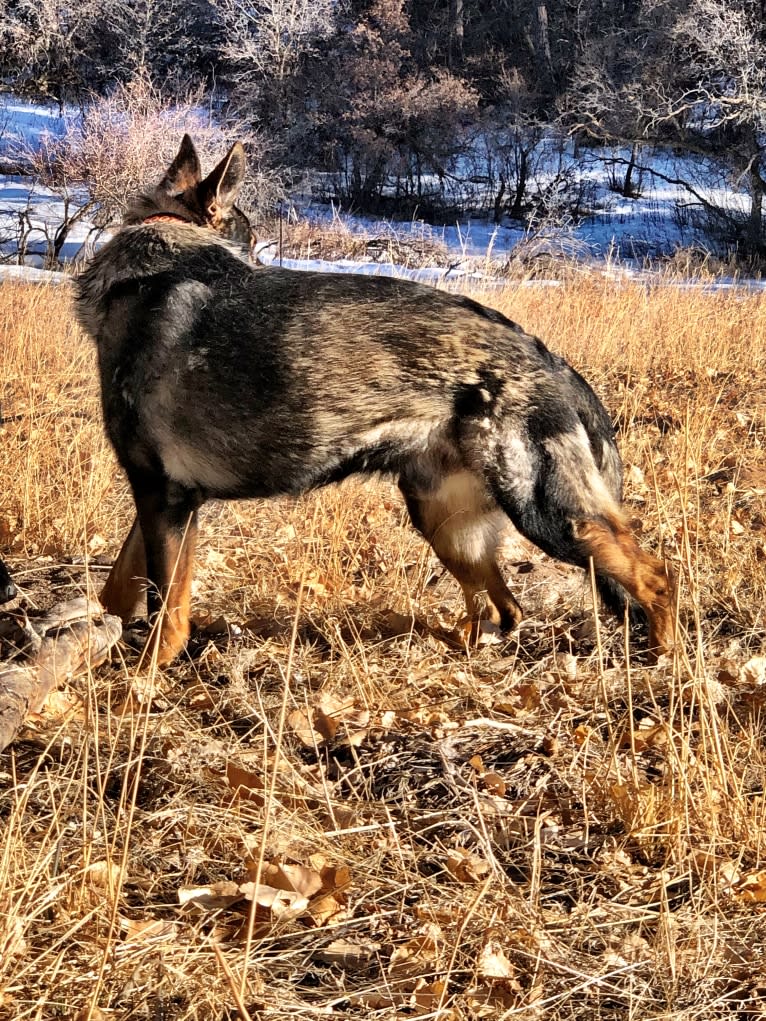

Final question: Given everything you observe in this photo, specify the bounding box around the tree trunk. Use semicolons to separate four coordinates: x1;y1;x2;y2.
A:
448;0;464;68
509;151;529;219
493;176;507;224
748;169;764;252
622;143;639;197
535;5;555;92
745;124;765;253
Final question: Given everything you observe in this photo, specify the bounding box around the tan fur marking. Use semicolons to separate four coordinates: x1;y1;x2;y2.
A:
100;516;147;621
455;560;524;636
140;520;198;667
408;471;523;633
575;517;675;661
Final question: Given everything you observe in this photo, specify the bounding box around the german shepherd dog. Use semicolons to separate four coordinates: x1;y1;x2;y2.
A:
76;135;675;666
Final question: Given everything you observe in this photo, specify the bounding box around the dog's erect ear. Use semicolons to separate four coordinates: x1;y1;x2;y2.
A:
159;134;202;195
199;141;247;218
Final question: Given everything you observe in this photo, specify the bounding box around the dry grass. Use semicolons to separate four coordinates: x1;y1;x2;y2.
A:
2;274;766;1020
263;215;452;270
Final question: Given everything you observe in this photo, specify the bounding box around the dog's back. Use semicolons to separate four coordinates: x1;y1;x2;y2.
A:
82;239;620;504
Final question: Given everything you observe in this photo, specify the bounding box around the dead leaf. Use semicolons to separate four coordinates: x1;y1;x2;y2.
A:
717;659;741;685
239;881;310;918
573;723;591;746
318;862;352;893
553;653;577;680
308;892;348;926
620;722;667;752
88;533;107;554
262;862;324;899
379;609;418;637
389;924;443;976
313;705;339;743
627;464;645;486
195;614;236;637
226;761;266;806
289;570;332;599
466;981;520;1016
412;978;448;1014
178;881;243;911
317;938;380;967
287;708;316;747
481;771;507;796
445;847;490;883
691;849;730;880
185;682;217;711
477;940;517;981
120;917;178;944
516;682;541;710
317;694;370;745
237;859;351;928
32;688;82;725
350;990;406;1011
1;916;27;959
117;673;171;713
542;734;559;756
85;860;122;891
741;657;766;686
288;697;370;748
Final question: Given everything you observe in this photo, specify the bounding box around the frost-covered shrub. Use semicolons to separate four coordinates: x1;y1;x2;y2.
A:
30;73;283;231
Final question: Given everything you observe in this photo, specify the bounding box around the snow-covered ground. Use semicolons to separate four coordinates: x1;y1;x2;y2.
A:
0;96;758;284
0;97;68;156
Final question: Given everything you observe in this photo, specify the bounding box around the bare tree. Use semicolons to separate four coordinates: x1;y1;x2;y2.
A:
480;66;547;222
219;0;335;86
664;0;766;248
0;0;122;105
0;0;223;104
565;0;766;254
297;0;477;214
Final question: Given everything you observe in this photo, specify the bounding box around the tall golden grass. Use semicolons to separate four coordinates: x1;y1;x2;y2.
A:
1;275;766;1020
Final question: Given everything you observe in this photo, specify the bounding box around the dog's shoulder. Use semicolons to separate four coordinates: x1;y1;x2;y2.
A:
76;224;248;336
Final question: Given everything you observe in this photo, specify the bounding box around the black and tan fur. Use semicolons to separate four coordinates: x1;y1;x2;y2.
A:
76;135;675;666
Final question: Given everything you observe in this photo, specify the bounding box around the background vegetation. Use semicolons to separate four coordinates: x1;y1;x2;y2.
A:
5;0;766;261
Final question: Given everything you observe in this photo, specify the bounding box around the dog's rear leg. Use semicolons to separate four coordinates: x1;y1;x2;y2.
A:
132;481;202;666
575;515;675;661
100;515;147;621
400;471;523;637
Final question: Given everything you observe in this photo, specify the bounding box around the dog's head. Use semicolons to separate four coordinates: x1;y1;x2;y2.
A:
126;134;254;253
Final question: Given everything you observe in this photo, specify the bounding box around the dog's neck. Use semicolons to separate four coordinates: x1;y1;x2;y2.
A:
142;212;195;226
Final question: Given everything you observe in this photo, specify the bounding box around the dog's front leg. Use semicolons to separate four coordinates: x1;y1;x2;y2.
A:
134;483;202;667
100;515;147;621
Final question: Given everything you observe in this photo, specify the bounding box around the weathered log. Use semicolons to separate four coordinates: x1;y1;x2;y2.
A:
0;596;121;752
